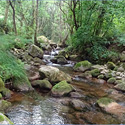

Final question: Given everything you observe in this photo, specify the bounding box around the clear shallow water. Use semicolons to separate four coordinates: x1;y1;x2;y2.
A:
7;92;66;124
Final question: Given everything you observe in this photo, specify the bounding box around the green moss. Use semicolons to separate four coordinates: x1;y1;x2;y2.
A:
0;78;4;89
107;62;116;70
98;74;104;79
0;115;4;122
97;97;114;106
52;80;73;96
0;93;2;99
90;69;100;77
115;82;125;91
1;88;11;98
107;77;116;84
0;113;14;124
74;60;92;69
105;72;112;79
0;100;11;113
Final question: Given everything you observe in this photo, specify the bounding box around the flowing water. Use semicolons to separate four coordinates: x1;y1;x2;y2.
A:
6;50;125;124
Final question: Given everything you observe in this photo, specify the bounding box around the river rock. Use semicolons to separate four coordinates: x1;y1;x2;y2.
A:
90;69;100;77
0;93;2;99
120;51;125;62
107;77;116;84
70;99;86;111
56;56;68;64
51;81;74;96
69;55;81;61
0;100;11;113
114;81;125;92
74;60;92;72
0;113;13;124
97;97;125;121
39;65;72;83
0;78;11;98
69;92;83;98
107;62;116;70
32;79;52;90
0;78;4;89
13;78;34;92
28;44;43;59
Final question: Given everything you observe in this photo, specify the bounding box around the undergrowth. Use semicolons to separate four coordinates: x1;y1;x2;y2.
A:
0;34;32;87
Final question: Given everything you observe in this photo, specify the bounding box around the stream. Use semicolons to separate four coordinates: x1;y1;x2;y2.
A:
6;49;125;124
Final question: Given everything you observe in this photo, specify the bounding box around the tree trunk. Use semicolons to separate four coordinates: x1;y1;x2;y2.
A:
34;0;39;46
9;0;17;35
4;0;10;24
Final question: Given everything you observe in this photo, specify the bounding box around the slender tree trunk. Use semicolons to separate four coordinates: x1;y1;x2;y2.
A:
4;0;10;24
34;0;39;45
9;0;17;35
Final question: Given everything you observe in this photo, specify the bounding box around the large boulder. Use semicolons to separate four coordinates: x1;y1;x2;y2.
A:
0;113;13;124
28;44;43;59
39;65;72;83
97;97;125;122
51;81;74;96
32;79;52;90
74;60;92;72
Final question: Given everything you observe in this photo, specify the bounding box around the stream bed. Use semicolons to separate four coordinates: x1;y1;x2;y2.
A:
6;52;125;124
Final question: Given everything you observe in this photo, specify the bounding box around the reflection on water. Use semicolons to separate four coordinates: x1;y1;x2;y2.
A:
7;92;66;124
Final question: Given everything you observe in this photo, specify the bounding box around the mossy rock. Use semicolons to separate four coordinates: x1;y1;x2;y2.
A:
105;72;112;79
28;44;43;59
0;78;4;89
97;97;114;107
32;79;52;90
107;62;116;70
121;63;125;69
115;82;125;92
90;69;100;77
79;71;92;78
0;100;11;113
0;93;2;99
120;52;125;62
74;60;92;72
115;80;123;85
98;74;104;79
0;113;13;124
107;77;116;84
37;35;49;43
51;80;74;96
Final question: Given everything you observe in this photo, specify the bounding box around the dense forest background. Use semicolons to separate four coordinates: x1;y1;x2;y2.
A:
0;0;125;89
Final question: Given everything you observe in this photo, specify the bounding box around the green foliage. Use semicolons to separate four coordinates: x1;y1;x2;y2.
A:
66;0;125;64
0;19;11;34
0;50;28;83
0;34;32;87
0;34;32;50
